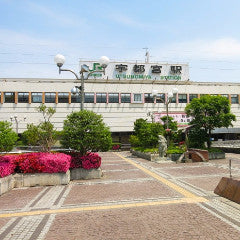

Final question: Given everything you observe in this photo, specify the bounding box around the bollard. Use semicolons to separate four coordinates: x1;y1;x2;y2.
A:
229;159;232;178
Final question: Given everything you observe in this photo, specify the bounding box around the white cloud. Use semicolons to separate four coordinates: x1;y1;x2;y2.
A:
25;1;85;28
107;13;149;29
153;38;240;61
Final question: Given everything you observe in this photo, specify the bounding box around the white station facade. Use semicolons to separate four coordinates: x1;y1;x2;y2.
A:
0;59;240;142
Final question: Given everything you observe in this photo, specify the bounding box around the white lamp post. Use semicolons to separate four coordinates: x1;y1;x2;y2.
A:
152;88;178;146
10;115;26;134
54;54;110;110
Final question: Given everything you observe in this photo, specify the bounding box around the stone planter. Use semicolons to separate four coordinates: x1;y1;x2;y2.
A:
0;167;103;196
131;150;166;162
70;168;102;180
0;175;14;196
14;170;70;188
168;153;184;162
209;152;225;160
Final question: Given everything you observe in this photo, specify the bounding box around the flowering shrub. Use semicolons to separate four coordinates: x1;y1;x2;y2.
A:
0;153;71;174
68;152;101;170
40;153;71;173
112;144;120;150
68;152;83;169
0;161;15;178
16;153;71;173
81;153;101;170
0;151;100;177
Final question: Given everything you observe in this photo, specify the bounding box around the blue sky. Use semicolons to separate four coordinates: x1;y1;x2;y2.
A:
1;0;240;82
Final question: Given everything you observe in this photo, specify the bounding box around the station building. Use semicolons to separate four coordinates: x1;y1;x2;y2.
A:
0;60;240;143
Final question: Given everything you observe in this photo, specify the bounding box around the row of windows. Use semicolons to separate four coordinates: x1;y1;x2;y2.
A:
1;92;239;104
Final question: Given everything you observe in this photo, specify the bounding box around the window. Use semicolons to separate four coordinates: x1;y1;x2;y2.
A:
121;93;131;103
133;94;142;103
109;93;119;103
144;93;154;103
71;93;81;103
18;92;29;103
4;92;14;103
96;93;107;103
231;94;239;104
32;93;42;103
189;94;198;102
84;93;94;103
58;93;69;103
156;93;165;103
221;94;229;99
178;94;187;103
170;94;177;103
45;93;56;103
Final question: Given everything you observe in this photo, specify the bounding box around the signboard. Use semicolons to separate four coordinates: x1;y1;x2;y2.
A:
79;60;189;81
154;112;193;126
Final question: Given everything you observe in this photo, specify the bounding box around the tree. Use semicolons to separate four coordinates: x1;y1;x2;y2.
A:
160;116;178;131
22;123;40;146
0;121;18;152
187;127;208;149
133;118;148;136
61;110;112;155
36;104;57;152
130;118;164;148
138;122;164;148
21;104;57;152
185;95;236;148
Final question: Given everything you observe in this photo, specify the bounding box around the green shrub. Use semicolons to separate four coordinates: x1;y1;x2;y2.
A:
129;135;140;147
132;147;158;153
205;147;223;153
0;121;18;152
22;124;40;146
167;146;185;154
61;110;112;156
138;122;164;148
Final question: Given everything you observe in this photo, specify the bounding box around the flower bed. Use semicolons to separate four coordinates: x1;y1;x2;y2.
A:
0;152;102;195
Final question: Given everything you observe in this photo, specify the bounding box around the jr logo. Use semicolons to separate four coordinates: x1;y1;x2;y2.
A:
89;63;102;72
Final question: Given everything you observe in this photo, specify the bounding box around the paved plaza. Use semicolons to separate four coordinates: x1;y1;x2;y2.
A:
0;152;240;239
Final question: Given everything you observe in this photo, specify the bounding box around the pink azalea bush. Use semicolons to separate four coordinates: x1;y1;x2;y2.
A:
15;153;71;173
0;151;101;178
112;144;120;150
69;152;83;169
81;153;101;170
68;152;101;170
0;152;71;176
0;161;15;178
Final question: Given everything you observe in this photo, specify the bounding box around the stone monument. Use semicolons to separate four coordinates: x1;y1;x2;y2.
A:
158;135;167;160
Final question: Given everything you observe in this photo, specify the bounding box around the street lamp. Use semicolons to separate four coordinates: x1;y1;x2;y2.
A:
152;87;178;146
10;115;26;134
147;108;160;123
54;54;110;110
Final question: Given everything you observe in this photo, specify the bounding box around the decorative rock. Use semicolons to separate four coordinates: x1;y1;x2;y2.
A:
214;177;240;204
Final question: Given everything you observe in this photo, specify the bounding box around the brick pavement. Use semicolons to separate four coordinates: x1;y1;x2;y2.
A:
0;152;240;239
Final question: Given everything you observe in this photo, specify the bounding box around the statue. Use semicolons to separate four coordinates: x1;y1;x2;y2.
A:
158;135;167;158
